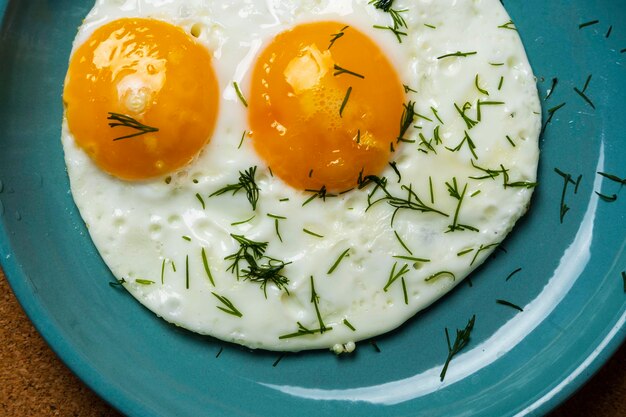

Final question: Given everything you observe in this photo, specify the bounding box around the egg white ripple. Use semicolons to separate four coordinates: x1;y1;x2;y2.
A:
62;0;541;351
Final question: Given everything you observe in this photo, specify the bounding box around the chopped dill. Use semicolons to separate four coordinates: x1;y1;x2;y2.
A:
107;112;159;141
334;64;365;79
209;166;260;210
339;86;353;117
212;292;243;317
233;81;248;107
425;271;455;283
437;51;477;60
328;25;349;49
327;248;350;274
579;20;599;29
343;319;356;331
505;267;522;282
201;248;215;286
496;299;524;312
440;315;476;381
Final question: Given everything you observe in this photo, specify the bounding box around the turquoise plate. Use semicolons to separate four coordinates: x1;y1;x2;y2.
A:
1;1;625;416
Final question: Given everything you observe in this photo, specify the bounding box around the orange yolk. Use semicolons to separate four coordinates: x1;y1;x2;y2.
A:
248;22;405;192
63;18;219;180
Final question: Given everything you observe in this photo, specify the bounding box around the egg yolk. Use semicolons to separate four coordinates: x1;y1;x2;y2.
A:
63;18;219;180
248;22;405;191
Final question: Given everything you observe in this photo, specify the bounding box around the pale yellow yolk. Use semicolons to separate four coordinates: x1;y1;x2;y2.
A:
63;18;219;180
248;22;405;191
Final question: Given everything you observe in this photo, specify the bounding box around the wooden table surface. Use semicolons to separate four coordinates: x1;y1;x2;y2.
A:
1;267;625;417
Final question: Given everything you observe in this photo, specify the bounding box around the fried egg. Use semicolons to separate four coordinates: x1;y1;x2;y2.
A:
62;0;541;352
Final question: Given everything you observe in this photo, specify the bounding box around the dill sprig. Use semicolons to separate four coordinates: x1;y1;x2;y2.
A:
598;171;626;186
109;278;127;288
394;230;413;254
440;315;476;381
224;234;267;277
201;247;215;286
224;234;290;297
469;160;537;189
212;292;243;317
470;242;500;266
505;267;522;282
327;248;350;274
334;64;365;79
454;102;478;130
437;51;477;60
373;25;407;43
574;74;595;109
545;78;558;100
474;74;489;95
384;262;410;291
241;257;291;297
278;276;332;339
498;20;517;31
369;0;407;31
278;322;327;339
595;192;616;202
310;276;329;333
579;20;599;29
339;86;353;117
329;25;349;49
496;299;524;311
398;101;416;143
107;112;159;141
425;271;456;283
446;178;478;233
233;81;248;107
446;131;478;159
541;102;566;136
476;100;504;122
369;0;394;12
303;185;336;206
209;166;260;210
555;168;577;223
343;319;356;331
358;173;448;225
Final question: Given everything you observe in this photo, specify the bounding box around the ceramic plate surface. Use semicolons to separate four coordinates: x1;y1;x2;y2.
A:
1;1;625;416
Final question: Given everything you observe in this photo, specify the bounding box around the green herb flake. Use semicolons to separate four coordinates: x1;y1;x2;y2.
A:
334;64;365;79
209;166;260;210
109;278;127;288
107;112;159;141
233;81;248;107
437;51;477;60
273;353;286;367
195;193;206;209
425;271;455;283
201;247;215;286
303;228;324;238
343;319;356;331
579;20;600;29
329;25;349;49
185;255;190;289
496;299;524;312
212;292;243;317
505;267;522;282
339;86;353;117
328;248;351;274
440;315;476;381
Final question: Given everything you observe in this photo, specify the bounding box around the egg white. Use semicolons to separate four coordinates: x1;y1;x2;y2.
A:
62;0;541;351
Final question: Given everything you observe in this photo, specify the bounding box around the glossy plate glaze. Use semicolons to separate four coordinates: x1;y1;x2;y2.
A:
1;1;625;416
